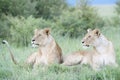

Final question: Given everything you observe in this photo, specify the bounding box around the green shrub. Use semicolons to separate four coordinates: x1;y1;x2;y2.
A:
54;0;104;37
8;16;53;46
111;0;120;27
0;0;106;46
0;15;11;41
34;0;67;19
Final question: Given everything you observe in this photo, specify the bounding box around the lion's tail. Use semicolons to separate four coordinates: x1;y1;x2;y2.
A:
2;40;17;64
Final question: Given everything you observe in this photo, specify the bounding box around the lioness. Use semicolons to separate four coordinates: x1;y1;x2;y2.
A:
27;28;63;67
81;29;118;70
3;28;63;67
63;29;118;70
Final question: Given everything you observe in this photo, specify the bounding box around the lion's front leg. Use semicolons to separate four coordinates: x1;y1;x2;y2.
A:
26;52;38;66
91;62;101;71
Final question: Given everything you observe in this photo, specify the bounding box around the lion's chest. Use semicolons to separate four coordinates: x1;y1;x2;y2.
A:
95;45;114;64
40;55;48;65
40;48;49;65
93;53;114;67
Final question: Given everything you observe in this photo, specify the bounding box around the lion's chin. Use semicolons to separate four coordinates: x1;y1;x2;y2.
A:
32;44;39;48
82;44;90;49
83;44;89;47
86;45;89;47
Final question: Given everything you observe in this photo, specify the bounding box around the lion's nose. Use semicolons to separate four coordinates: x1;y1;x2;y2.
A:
82;41;84;44
32;39;35;42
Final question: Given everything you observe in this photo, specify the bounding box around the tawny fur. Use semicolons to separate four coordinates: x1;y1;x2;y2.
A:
3;28;63;68
63;29;118;70
2;40;17;64
81;29;118;70
26;28;63;67
63;50;94;67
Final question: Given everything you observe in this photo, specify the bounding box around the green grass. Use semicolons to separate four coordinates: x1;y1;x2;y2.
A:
0;27;120;80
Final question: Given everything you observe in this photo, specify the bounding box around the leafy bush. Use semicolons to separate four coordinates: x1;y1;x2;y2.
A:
0;15;11;41
111;0;120;27
34;0;67;19
0;0;106;46
54;2;104;37
0;0;36;17
0;0;67;19
8;16;53;46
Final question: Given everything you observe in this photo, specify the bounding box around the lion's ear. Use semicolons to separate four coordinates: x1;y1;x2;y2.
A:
87;28;92;33
44;28;50;35
94;29;100;36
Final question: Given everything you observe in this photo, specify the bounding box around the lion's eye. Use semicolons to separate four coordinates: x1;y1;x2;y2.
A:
39;34;41;36
88;35;91;38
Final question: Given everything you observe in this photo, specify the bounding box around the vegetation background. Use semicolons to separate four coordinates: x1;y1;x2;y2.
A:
0;0;120;80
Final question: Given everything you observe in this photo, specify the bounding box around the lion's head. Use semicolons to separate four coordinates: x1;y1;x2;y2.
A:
82;29;101;47
31;28;51;47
